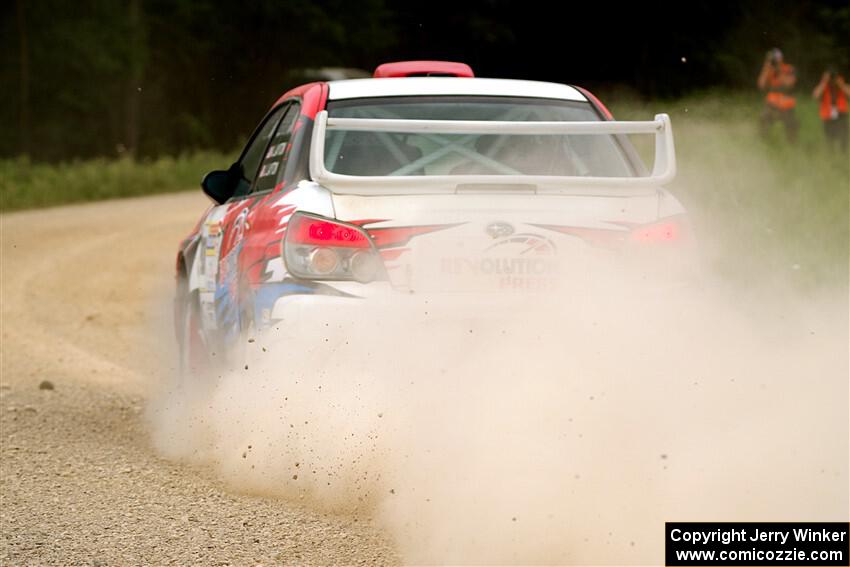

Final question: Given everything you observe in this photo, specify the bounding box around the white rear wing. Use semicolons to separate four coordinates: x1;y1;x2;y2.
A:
309;110;676;194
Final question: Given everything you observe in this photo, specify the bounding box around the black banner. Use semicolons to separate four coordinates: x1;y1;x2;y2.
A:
666;522;849;566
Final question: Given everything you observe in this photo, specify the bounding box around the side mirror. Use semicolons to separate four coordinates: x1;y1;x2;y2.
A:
201;165;238;204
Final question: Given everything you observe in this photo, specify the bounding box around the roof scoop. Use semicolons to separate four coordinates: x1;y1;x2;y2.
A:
373;61;474;78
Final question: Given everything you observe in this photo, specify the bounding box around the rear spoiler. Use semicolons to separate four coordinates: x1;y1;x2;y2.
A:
309;110;676;194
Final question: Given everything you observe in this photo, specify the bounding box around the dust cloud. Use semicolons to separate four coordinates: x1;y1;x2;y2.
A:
146;112;848;565
147;243;847;564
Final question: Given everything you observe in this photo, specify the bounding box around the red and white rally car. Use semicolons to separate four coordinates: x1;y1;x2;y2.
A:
175;61;689;371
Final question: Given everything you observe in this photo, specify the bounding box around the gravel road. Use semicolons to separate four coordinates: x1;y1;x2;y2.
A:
0;193;399;566
3;192;847;566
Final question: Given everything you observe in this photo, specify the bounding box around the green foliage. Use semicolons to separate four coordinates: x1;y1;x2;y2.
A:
0;151;234;212
608;90;849;288
0;0;398;161
3;1;847;162
710;2;850;89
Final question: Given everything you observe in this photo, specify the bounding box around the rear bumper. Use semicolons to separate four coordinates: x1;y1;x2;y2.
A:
270;284;534;325
267;274;696;340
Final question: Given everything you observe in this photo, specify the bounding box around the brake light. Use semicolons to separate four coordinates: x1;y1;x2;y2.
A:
629;218;685;243
291;217;370;248
283;213;383;283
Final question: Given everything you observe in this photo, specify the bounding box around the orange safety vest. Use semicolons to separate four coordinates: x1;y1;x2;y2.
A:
819;80;848;120
765;63;796;110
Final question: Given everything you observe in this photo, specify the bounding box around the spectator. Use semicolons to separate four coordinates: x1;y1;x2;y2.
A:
757;48;798;143
813;70;849;152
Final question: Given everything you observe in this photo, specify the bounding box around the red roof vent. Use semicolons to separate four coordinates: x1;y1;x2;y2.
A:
373;60;474;78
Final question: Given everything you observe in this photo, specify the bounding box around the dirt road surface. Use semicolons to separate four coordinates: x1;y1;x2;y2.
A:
1;193;398;565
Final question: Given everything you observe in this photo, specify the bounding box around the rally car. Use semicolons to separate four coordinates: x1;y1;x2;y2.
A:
175;60;689;372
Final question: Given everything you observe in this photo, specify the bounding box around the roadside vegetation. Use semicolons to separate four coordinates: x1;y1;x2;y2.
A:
0;151;234;212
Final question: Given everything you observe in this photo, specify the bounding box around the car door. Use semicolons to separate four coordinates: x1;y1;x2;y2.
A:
196;103;292;341
236;101;304;329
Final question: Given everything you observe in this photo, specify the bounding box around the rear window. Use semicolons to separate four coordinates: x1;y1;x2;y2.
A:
325;96;635;178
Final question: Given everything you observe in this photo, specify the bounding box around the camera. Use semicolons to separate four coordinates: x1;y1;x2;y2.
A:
765;48;783;65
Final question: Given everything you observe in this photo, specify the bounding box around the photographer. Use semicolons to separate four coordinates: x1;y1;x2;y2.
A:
813;70;849;152
757;48;799;143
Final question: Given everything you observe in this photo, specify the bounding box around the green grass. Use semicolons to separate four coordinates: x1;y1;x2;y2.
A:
607;90;849;289
0;151;236;212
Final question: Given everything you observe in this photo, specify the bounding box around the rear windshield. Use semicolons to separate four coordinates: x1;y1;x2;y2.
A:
325;96;635;178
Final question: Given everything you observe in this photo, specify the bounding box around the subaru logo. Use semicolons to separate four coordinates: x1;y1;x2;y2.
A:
485;221;514;239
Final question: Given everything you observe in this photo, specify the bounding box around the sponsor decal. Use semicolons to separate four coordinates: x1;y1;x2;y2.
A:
440;256;551;276
441;232;559;291
483;233;556;256
265;142;286;159
532;222;629;249
258;161;279;178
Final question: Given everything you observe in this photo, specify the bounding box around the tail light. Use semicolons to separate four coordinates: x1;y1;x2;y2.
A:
629;217;688;244
283;213;383;283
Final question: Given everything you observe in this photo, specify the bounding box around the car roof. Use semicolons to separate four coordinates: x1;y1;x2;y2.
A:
326;77;587;102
